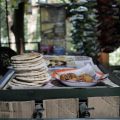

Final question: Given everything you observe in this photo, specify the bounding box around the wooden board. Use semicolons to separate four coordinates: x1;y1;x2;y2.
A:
88;97;120;118
43;99;79;118
0;101;35;118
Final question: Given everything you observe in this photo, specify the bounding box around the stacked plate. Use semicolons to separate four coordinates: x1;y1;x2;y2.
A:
9;53;50;89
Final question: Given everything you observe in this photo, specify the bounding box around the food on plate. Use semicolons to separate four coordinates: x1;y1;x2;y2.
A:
48;60;67;67
60;73;94;82
51;68;76;78
79;74;93;82
60;73;78;81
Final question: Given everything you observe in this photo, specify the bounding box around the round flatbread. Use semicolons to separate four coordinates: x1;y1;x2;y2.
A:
12;61;47;70
12;79;43;86
11;52;42;61
15;74;50;81
11;55;44;64
15;68;48;76
11;59;45;68
8;82;43;89
33;79;50;84
13;63;47;71
10;53;50;89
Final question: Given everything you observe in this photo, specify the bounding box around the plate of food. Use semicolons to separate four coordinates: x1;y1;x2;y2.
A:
52;64;108;87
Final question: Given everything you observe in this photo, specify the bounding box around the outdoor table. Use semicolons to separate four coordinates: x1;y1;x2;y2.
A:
0;62;120;119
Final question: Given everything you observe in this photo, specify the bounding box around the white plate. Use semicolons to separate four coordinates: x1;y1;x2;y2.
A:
57;79;97;87
53;64;108;87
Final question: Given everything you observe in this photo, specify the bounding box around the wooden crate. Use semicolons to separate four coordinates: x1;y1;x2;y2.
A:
88;97;120;118
0;101;35;118
43;99;79;118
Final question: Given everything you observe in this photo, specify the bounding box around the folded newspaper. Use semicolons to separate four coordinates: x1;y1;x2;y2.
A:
45;55;95;69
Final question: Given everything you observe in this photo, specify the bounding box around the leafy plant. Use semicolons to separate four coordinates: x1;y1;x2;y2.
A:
68;1;100;57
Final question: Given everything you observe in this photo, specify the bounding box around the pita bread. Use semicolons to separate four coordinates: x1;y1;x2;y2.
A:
12;79;36;86
32;79;50;84
11;56;44;64
12;79;43;86
10;53;50;88
11;77;50;86
11;59;45;67
13;63;47;71
11;52;42;61
8;82;43;89
15;74;50;81
15;68;48;76
16;73;49;78
16;74;49;81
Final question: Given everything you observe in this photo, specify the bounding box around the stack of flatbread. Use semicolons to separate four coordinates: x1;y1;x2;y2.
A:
9;53;50;89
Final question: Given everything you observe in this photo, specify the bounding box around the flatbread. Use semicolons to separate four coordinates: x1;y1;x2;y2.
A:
11;59;45;68
8;82;43;89
33;80;49;84
10;80;43;86
16;72;48;78
11;77;50;86
11;56;44;64
11;52;42;61
13;63;47;71
10;53;50;89
15;68;48;76
15;74;50;81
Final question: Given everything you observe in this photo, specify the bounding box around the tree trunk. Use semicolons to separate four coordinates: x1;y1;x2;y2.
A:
11;2;25;54
0;1;1;47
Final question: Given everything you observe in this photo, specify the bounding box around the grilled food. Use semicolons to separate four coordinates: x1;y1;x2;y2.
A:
60;73;93;82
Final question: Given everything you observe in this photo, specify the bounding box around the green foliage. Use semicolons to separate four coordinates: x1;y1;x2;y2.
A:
60;0;74;3
10;0;28;9
68;1;100;57
0;0;22;42
0;0;8;40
